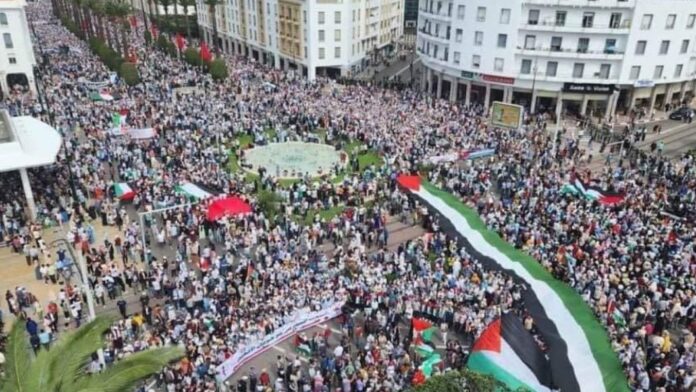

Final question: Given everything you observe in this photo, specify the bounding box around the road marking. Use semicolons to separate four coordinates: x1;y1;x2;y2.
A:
391;57;422;80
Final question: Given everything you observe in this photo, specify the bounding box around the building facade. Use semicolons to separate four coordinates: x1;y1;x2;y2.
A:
0;0;36;96
417;0;696;119
197;0;404;79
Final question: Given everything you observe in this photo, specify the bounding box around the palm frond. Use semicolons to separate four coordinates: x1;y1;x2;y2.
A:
0;319;32;392
46;316;115;392
22;345;55;392
72;346;185;392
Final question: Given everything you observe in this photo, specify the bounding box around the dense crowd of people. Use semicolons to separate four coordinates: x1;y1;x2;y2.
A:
0;0;694;391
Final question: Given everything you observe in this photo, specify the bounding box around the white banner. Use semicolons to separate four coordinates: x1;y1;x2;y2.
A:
216;302;343;381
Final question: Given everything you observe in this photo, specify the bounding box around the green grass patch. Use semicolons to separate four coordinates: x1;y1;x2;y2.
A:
295;205;346;225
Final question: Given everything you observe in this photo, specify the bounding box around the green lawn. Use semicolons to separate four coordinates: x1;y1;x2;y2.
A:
295;205;346;225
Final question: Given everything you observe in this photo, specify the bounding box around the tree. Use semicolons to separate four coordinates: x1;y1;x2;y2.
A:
204;0;220;53
408;370;522;392
0;316;183;392
208;58;228;81
257;190;281;221
178;0;195;40
119;62;141;85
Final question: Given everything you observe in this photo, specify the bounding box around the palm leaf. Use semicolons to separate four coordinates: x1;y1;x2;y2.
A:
0;319;32;392
72;346;185;392
22;344;55;392
45;316;114;391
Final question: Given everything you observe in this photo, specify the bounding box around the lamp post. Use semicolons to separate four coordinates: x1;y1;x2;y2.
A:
530;56;538;114
50;238;105;366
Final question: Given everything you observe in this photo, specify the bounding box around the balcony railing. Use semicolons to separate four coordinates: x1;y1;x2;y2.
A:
522;0;634;9
522;19;631;31
517;46;625;57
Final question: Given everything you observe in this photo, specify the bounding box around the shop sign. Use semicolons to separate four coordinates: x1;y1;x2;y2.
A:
633;79;655;88
562;83;616;94
482;74;515;85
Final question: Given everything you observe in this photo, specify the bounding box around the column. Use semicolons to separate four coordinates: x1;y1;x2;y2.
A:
678;81;687;103
274;52;281;69
308;66;316;81
648;86;658;114
19;168;36;221
465;81;471;107
436;76;442;99
553;91;563;154
626;88;635;111
449;78;457;102
605;91;617;120
580;94;589;117
504;87;513;103
484;84;491;108
531;89;538;114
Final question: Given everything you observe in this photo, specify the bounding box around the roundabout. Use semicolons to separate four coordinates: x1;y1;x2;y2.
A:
242;141;347;179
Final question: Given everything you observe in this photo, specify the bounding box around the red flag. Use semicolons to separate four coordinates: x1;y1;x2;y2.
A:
200;41;213;62
129;15;137;28
175;33;186;51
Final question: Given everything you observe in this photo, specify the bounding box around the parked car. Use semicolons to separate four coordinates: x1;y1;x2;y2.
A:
669;106;694;120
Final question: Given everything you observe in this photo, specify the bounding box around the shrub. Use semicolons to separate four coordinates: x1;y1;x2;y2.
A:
119;62;140;86
157;34;169;51
208;58;228;81
184;47;200;66
144;30;152;45
88;37;123;71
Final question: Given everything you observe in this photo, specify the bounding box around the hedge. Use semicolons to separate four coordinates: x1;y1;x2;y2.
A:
88;37;123;71
208;58;228;81
183;47;201;66
144;30;153;45
408;370;517;392
119;62;140;86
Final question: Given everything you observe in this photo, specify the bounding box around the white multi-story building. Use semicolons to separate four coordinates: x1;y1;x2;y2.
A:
0;0;36;96
197;0;403;79
417;0;696;118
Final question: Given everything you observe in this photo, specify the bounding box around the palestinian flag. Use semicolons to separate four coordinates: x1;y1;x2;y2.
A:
112;109;128;134
89;89;114;101
414;343;435;358
560;178;625;205
113;182;135;201
412;318;437;344
395;175;629;392
467;314;554;392
175;182;213;200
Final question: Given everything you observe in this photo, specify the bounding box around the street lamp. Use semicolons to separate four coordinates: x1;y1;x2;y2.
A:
530;56;538;114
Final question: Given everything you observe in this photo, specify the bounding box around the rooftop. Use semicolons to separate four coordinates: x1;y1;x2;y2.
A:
0;111;62;172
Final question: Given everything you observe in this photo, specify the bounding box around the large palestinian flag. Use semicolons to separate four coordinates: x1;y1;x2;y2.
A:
175;182;214;200
467;313;553;392
560;178;625;205
396;175;628;392
113;182;135;201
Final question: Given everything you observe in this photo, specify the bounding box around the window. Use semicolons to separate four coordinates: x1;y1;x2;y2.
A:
573;63;585;78
476;6;486;22
334;11;340;23
551;36;562;51
2;33;11;49
654;65;664;79
604;39;616;54
681;39;689;54
334;46;341;58
555;11;566;26
472;54;481;68
319;30;325;42
577;38;589;53
0;13;7;26
474;31;483;46
609;13;621;28
494;57;504;72
453;51;461;64
546;61;557;77
521;59;532;74
524;35;536;49
635;40;646;55
675;64;683;77
629;66;641;79
660;40;670;55
497;34;507;48
666;14;676;29
688;14;696;28
335;29;341;41
582;12;594;28
528;9;539;25
8;56;15;64
457;5;465;19
448;3;452;17
599;64;611;79
641;14;653;30
319;47;325;59
500;8;510;24
455;29;463;43
318;11;325;24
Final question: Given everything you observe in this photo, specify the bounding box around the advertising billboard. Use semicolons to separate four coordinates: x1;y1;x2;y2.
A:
490;101;523;129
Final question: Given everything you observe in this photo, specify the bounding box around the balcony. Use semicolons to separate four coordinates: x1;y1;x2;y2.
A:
520;19;631;34
516;71;619;84
516;46;624;60
522;0;635;9
418;7;452;22
418;28;451;44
